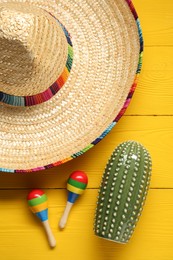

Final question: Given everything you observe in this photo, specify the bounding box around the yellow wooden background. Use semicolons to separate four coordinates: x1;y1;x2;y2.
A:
0;0;173;259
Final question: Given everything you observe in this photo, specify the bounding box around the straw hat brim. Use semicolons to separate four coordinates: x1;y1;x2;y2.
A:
0;0;143;172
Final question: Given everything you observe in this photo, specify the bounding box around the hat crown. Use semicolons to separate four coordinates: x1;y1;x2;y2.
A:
0;5;33;40
0;3;68;98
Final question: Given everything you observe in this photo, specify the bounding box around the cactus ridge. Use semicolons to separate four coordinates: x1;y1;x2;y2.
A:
94;141;152;243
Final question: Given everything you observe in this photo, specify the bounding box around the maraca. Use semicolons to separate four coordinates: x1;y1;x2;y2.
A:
59;170;88;229
27;189;56;248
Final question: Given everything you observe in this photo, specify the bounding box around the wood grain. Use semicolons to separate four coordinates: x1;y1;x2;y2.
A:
126;47;173;115
133;0;173;46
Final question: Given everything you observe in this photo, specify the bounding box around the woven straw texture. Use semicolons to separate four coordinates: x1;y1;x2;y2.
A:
0;0;142;172
0;3;68;96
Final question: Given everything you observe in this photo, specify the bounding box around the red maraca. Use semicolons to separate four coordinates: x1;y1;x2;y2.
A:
59;171;88;229
27;189;56;248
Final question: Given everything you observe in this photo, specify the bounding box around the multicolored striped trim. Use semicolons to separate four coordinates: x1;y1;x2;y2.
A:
0;18;74;107
0;0;143;173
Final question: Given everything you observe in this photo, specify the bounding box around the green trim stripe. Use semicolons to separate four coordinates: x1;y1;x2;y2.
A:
28;194;47;206
68;178;87;189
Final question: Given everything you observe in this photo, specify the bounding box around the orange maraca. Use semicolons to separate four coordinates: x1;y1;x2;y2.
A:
59;171;88;229
27;189;56;248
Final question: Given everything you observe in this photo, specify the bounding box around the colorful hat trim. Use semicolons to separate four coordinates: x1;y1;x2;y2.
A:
0;17;73;107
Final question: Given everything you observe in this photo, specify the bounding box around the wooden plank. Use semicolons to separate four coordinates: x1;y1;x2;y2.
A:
0;189;172;260
0;116;173;189
133;0;173;46
126;47;173;115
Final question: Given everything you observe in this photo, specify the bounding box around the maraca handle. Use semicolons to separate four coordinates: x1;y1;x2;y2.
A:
59;201;73;229
42;220;56;248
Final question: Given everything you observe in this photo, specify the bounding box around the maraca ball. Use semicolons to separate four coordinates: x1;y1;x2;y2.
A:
67;171;88;195
27;189;48;214
27;189;45;201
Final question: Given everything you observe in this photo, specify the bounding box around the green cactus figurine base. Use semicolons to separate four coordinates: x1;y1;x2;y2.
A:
94;141;152;244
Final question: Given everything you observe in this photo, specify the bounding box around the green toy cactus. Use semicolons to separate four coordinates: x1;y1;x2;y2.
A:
94;141;152;244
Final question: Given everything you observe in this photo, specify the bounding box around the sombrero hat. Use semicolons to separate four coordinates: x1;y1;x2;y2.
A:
0;0;143;172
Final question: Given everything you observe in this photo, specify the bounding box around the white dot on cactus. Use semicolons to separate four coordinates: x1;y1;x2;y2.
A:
124;208;127;213
102;232;105;235
111;223;114;228
110;229;113;233
103;186;107;190
122;215;126;219
108;234;112;238
115;236;119;240
116;168;120;172
132;211;136;215
120;184;124;188
127;197;131;202
109;198;112;203
110;193;113;197
114;206;118;211
117;231;121;235
117;194;121;199
107;205;110;209
112;182;115;186
103;221;107;226
136;200;140;204
122;180;125;184
125;203;129;207
112;219;116;223
105;216;108;220
111;187;114;191
134;205;137;210
118;226;122;231
130;187;133;191
99;209;103;212
116;201;120;205
98;215;102;219
128;192;132;197
113;177;117;181
96;230;99;233
103;226;106;230
119;189;123;193
113;212;117;217
130;217;134;221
